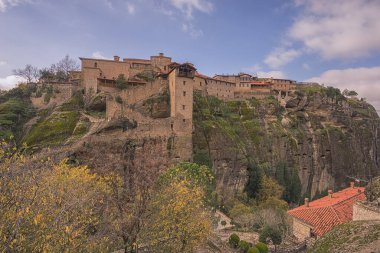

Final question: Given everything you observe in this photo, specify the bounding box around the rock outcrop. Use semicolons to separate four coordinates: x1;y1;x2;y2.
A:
193;88;380;200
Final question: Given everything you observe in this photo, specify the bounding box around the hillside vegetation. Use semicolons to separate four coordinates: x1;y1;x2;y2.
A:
308;221;380;253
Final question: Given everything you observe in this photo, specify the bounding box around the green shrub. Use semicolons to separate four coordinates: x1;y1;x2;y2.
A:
259;226;282;245
247;247;260;253
228;233;240;248
255;242;268;253
238;240;250;252
221;220;227;226
115;74;128;89
115;96;123;104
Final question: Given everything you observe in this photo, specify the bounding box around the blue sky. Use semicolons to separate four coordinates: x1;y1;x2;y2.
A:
0;0;380;112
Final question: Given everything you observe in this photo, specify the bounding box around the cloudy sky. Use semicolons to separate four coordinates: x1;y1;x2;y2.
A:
0;0;379;112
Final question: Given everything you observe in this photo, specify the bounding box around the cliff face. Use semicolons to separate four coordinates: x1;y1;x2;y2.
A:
193;87;380;200
12;84;380;202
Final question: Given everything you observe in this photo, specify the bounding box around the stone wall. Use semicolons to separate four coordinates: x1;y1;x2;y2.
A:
353;201;380;221
31;83;77;109
291;217;312;241
206;79;235;100
104;80;167;120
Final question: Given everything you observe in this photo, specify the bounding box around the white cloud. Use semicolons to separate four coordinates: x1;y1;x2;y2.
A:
103;0;113;9
242;64;262;73
302;63;310;70
181;22;203;38
264;0;380;69
264;48;301;69
169;0;213;19
0;61;6;66
0;0;32;12
305;66;380;113
257;71;286;79
289;0;380;59
91;51;110;60
0;75;25;90
242;65;286;79
126;2;135;15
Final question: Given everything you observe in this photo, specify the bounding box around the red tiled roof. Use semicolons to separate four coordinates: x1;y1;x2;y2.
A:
288;187;365;236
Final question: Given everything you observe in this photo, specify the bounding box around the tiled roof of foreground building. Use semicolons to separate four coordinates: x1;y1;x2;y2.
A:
288;186;365;236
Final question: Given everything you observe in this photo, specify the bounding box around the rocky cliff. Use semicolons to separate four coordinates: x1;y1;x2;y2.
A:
3;84;379;203
192;86;380;201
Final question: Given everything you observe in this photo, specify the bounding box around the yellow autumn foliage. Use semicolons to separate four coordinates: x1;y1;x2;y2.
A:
141;180;211;252
0;148;115;252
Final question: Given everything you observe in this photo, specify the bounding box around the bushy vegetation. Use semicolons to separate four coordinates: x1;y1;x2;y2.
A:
135;71;155;81
0;142;213;252
365;176;380;202
308;221;380;253
238;240;251;252
115;74;128;89
228;233;240;248
259;226;282;246
0;84;36;140
23;111;80;146
247;247;260;253
255;242;268;253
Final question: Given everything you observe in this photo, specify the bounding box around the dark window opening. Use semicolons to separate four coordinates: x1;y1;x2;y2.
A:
183;91;186;96
182;105;186;110
94;62;98;68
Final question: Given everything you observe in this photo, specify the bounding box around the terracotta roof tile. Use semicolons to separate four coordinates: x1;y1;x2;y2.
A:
288;187;365;236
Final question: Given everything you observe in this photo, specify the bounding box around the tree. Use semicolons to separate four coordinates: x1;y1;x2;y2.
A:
348;90;358;96
238;240;250;252
244;163;263;199
274;162;301;204
255;242;268;253
141;180;211;252
252;208;289;235
159;162;215;196
116;74;128;89
257;175;284;202
343;89;358;97
56;54;79;76
0;145;115;252
228;233;240;248
39;55;79;82
259;226;282;249
13;64;40;83
365;176;380;202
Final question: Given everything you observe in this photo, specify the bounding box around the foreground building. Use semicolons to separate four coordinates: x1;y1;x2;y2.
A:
288;182;365;241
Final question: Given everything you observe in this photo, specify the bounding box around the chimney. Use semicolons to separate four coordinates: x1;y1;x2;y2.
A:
159;52;164;57
305;198;309;207
328;190;333;198
350;181;355;189
114;55;120;61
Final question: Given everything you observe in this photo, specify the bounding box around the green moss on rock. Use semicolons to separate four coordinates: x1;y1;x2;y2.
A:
24;111;80;146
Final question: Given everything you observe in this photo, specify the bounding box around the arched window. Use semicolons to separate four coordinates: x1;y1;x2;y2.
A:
94;62;98;68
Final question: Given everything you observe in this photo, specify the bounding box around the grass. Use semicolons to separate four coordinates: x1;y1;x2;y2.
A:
308;221;380;253
24;111;80;146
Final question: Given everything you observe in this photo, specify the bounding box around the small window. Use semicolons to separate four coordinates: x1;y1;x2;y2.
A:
200;82;202;86
164;66;167;71
182;105;186;110
183;119;186;123
183;81;186;85
183;91;186;96
171;123;174;130
94;62;98;68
